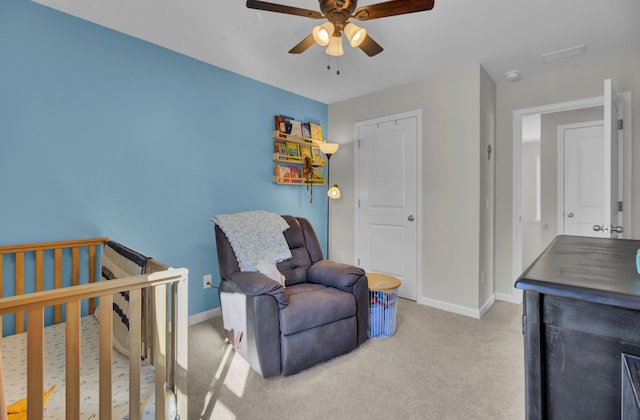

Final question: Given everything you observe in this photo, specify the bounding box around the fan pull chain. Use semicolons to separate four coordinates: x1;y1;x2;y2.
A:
326;56;340;76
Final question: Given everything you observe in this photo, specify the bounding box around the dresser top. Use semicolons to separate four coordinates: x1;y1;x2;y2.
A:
515;235;640;309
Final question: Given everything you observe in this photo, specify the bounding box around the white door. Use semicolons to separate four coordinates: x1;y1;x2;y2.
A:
560;122;605;237
603;79;622;237
355;114;418;300
558;79;623;238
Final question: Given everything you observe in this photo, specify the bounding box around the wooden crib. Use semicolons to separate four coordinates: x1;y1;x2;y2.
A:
0;238;188;419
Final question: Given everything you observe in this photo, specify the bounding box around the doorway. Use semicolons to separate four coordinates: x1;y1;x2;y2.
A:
512;80;632;294
355;110;422;301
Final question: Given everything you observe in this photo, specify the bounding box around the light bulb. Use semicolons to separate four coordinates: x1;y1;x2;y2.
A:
344;22;367;48
328;184;341;199
312;22;335;47
325;35;344;56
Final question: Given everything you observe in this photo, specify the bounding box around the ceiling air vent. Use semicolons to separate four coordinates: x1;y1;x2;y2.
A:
541;44;586;63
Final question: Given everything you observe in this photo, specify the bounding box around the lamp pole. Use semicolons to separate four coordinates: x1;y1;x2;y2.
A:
319;142;340;260
325;153;333;259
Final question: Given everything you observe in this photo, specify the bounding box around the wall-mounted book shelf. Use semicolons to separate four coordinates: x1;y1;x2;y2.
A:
271;176;326;186
272;123;327;186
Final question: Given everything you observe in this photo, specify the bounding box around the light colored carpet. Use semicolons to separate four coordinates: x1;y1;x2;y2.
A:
188;299;525;420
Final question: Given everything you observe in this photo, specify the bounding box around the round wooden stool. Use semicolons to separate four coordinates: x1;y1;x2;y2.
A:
367;273;401;291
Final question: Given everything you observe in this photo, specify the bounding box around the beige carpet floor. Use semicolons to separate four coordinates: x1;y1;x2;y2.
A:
188;299;525;420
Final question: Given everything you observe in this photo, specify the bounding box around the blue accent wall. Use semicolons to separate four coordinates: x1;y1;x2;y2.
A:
0;0;328;317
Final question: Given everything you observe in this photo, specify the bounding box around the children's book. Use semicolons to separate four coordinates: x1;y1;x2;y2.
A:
309;123;323;140
286;142;300;159
299;145;312;160
301;123;311;138
278;166;291;183
290;121;303;137
274;141;287;159
275;115;294;133
290;166;301;183
312;146;322;161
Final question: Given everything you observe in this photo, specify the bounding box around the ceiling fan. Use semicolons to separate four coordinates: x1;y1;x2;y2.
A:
246;0;436;57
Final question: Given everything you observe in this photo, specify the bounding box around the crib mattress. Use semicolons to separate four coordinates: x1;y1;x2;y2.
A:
1;315;156;419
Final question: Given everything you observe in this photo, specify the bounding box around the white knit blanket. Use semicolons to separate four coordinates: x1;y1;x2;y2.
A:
212;211;292;272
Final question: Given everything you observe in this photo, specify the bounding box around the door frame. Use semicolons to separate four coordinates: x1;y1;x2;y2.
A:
556;120;605;236
354;110;423;302
511;91;631;303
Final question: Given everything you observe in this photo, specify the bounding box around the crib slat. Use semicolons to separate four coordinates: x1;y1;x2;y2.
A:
72;246;80;286
15;252;24;334
54;248;62;324
141;288;148;360
153;284;167;420
27;307;44;419
66;299;81;420
175;277;189;418
98;294;113;419
88;245;97;314
169;283;177;389
0;255;3;335
129;288;142;420
35;250;44;292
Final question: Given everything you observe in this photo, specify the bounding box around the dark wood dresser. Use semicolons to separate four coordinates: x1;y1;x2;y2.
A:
515;235;640;419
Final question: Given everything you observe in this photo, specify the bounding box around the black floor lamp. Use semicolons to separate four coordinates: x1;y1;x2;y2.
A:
319;142;340;260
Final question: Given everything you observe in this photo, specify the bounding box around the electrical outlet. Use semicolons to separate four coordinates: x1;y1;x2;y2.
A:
337;251;344;263
203;274;212;289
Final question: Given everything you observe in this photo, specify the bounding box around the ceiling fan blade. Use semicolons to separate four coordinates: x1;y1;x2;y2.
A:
289;34;316;54
358;34;384;57
352;0;435;21
246;0;323;19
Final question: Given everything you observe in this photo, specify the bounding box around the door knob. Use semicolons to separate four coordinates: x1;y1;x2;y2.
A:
567;212;574;218
611;226;624;233
593;225;604;232
407;215;415;222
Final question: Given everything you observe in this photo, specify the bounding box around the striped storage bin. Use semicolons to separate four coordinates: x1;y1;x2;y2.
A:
367;273;401;339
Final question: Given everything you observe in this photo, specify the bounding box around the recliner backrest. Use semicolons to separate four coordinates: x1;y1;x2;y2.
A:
215;215;324;286
276;216;317;285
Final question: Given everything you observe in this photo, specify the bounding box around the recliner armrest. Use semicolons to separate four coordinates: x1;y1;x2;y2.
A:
222;271;289;308
307;260;366;292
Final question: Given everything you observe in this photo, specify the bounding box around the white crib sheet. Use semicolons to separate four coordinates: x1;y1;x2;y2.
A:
1;315;156;419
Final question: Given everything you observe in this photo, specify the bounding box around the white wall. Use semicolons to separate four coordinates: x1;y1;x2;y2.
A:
521;141;541;269
479;66;497;309
495;52;640;299
329;63;493;316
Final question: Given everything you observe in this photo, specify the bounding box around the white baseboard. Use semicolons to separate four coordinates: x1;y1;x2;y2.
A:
188;307;222;326
418;294;496;319
495;289;523;304
419;297;487;319
479;294;496;318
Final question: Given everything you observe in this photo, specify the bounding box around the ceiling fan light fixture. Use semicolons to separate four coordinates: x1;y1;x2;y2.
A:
312;21;334;47
344;22;367;48
325;35;344;56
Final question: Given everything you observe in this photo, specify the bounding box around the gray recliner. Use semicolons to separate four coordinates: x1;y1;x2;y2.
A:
215;215;369;377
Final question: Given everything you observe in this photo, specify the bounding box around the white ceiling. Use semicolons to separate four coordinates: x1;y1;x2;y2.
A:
33;0;640;104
